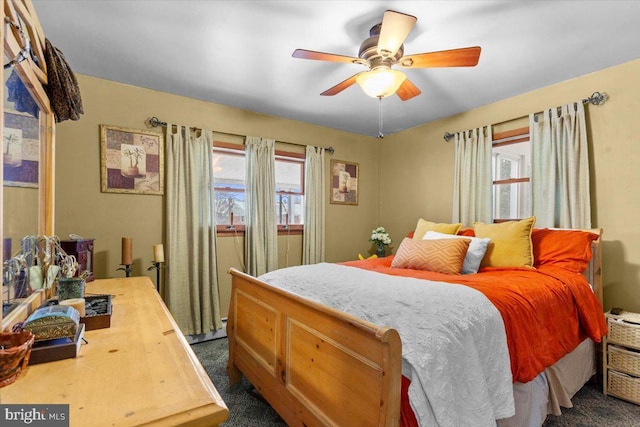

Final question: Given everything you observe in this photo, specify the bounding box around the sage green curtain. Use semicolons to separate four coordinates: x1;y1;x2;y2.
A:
165;124;222;335
244;136;278;276
530;102;591;228
303;146;325;264
452;126;493;226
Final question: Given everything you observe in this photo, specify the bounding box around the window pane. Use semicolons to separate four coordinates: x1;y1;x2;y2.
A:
213;150;245;189
275;194;304;225
492;143;530;180
215;190;245;225
493;181;531;220
275;158;303;193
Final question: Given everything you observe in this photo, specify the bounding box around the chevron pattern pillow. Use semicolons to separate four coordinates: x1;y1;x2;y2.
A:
391;237;471;274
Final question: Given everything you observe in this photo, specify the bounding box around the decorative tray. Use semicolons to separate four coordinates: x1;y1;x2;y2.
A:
41;294;113;331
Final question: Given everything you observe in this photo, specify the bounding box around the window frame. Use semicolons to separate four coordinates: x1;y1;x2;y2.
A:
213;141;305;236
491;126;530;223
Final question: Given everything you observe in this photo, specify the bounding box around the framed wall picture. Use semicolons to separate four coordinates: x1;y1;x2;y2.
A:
100;125;164;195
3;111;40;188
330;159;359;205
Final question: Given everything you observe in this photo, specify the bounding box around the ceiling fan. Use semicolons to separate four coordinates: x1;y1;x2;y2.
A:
292;10;481;101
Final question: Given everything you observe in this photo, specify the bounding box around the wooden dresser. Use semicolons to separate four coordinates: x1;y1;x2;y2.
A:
0;277;229;426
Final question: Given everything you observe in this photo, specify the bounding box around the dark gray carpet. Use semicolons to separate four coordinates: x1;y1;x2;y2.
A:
191;338;640;426
192;337;286;426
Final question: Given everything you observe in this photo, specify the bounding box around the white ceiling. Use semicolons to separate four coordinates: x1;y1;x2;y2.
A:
32;1;640;137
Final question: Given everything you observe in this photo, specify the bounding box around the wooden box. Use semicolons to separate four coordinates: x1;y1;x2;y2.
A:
41;295;112;331
29;323;85;365
81;294;112;330
60;238;95;282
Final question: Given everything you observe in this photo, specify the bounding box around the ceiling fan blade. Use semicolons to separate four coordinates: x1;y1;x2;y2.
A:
377;10;417;58
395;79;421;101
400;46;481;68
292;49;360;64
320;72;365;96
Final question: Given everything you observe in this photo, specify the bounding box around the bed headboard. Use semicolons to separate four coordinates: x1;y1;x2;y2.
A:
584;228;604;308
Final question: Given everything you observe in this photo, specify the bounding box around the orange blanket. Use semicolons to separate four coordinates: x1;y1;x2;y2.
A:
341;256;607;383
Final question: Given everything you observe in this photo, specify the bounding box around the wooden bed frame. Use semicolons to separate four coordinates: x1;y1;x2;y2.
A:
226;228;603;427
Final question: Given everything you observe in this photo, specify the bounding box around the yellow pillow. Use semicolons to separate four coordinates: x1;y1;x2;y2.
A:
413;219;462;240
473;217;536;268
391;238;471;274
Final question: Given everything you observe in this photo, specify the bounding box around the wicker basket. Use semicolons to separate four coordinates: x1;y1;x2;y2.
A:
608;318;640;350
608;370;640;405
0;330;35;388
609;345;640;376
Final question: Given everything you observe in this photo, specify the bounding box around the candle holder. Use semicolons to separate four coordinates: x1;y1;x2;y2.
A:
116;264;132;277
147;261;163;292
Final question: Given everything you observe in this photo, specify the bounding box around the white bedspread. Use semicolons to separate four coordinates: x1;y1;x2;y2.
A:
259;263;515;427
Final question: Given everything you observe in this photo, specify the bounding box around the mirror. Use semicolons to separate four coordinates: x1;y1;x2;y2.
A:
3;55;41;249
2;54;42;313
2;1;56;327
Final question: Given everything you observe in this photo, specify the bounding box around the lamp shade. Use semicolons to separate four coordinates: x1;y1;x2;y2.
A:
356;69;407;98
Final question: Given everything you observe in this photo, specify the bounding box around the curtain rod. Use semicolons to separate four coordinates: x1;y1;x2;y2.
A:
146;116;335;154
442;91;608;142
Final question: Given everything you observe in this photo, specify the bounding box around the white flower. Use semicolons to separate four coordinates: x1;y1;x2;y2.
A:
369;226;392;246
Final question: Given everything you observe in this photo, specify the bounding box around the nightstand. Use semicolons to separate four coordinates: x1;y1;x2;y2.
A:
603;311;640;405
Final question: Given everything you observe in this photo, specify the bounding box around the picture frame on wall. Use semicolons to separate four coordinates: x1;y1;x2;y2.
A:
3;111;39;188
100;124;164;195
330;159;359;205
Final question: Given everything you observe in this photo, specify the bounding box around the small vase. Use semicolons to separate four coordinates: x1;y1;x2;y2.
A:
376;244;386;258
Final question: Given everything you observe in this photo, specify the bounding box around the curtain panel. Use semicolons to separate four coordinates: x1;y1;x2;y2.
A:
529;102;591;228
244;136;278;276
165;125;222;335
452;126;493;226
303;146;326;264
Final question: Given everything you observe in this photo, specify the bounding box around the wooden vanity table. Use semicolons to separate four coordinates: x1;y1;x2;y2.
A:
0;276;229;426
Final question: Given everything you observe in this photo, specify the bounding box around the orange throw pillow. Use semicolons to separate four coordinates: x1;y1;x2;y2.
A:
391;238;471;275
532;228;599;272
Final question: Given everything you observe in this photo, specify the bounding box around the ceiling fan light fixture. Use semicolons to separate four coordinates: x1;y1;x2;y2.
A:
356;68;406;98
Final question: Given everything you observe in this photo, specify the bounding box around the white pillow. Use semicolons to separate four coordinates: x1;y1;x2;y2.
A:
423;231;491;274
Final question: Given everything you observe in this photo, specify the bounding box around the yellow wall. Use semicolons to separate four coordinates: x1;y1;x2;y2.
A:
13;59;640;320
379;58;640;313
4;186;38;247
52;75;381;318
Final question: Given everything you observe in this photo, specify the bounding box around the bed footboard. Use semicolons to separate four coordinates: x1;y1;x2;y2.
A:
227;268;402;427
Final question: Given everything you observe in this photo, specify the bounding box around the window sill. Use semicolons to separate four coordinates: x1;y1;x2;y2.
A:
216;225;303;236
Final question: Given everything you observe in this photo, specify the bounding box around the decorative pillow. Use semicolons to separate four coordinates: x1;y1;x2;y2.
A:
413;219;463;240
391;237;470;274
423;231;491;274
457;228;475;237
532;228;599;272
473;217;536;268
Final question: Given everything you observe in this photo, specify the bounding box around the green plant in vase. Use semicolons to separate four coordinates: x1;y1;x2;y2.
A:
122;146;144;177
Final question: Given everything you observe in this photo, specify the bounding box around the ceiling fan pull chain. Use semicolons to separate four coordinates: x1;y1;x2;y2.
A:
378;96;384;139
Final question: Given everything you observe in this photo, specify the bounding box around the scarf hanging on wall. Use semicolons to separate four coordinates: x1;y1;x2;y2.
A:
44;38;84;122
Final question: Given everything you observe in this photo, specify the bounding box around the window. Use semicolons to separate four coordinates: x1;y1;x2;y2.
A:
492;127;531;221
212;142;305;233
213;146;245;227
275;155;304;227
